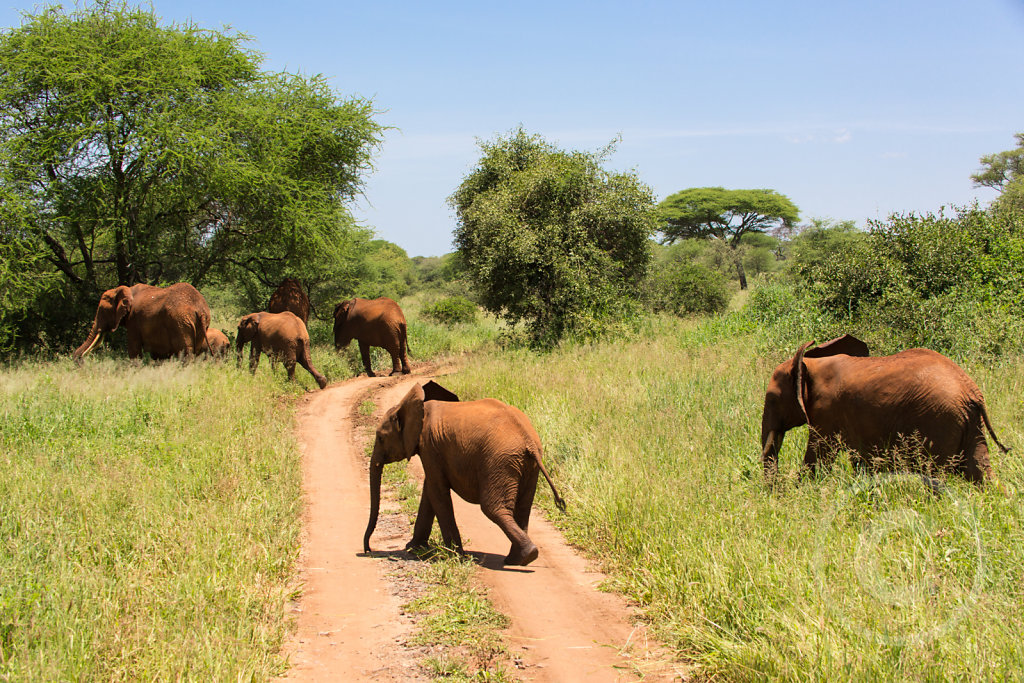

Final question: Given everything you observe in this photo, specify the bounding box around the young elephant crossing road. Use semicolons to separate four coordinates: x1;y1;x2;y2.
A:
363;381;565;566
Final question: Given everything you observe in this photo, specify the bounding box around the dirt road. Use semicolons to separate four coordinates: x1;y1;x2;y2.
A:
280;371;685;681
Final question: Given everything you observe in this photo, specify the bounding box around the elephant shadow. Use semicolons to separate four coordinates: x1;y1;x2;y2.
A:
357;547;535;573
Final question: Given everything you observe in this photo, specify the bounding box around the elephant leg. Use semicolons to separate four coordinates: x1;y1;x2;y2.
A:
126;329;143;360
284;357;297;381
426;482;463;553
407;492;436;550
358;340;375;377
958;417;992;484
249;342;261;374
298;349;328;389
482;485;537;567
399;330;411;374
388;347;402;376
803;432;835;477
513;468;539;534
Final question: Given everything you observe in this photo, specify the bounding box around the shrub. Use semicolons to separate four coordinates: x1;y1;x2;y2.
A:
649;261;730;316
422;296;478;325
749;206;1024;360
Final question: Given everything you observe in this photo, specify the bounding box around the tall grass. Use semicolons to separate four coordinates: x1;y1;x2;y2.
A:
441;312;1024;680
0;357;300;680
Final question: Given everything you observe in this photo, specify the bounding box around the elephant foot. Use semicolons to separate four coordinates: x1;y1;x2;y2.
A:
504;543;539;567
365;370;377;378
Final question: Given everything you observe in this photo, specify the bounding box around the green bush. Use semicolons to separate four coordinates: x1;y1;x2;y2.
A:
649;260;730;316
422;296;479;325
748;206;1024;360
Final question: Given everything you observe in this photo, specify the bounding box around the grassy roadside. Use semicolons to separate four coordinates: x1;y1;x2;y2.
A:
0;294;501;681
0;357;302;681
438;312;1024;680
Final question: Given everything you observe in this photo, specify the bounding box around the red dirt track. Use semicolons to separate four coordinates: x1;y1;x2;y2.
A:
279;370;685;681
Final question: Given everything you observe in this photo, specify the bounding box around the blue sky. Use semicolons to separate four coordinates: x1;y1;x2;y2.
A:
3;1;1023;256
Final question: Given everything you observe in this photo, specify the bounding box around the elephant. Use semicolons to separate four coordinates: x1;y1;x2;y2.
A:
363;381;566;566
760;334;1009;484
201;328;230;359
268;278;310;324
333;297;411;376
236;311;328;389
73;283;210;362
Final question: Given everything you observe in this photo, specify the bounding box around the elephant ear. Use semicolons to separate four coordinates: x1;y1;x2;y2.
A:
421;380;459;403
803;334;869;359
396;383;426;459
793;340;816;427
114;286;134;326
333;299;354;320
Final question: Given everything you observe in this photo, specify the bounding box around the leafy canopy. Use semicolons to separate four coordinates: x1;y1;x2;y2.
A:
972;132;1024;214
0;1;383;348
658;187;799;247
450;127;657;346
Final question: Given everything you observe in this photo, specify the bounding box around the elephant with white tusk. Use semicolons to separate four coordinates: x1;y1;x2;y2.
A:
73;283;210;362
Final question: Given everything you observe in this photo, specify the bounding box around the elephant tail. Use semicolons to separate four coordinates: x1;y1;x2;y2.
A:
533;449;567;513
977;400;1011;453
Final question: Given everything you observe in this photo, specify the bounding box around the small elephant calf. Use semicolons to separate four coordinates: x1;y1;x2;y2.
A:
364;381;566;566
236;311;328;389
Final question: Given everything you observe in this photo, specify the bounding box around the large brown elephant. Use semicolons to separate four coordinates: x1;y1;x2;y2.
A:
268;278;310;323
364;381;566;566
73;283;210;362
760;334;1009;484
333;297;410;376
236;311;328;389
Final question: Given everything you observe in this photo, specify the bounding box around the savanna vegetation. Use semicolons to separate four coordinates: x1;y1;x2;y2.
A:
2;1;1024;681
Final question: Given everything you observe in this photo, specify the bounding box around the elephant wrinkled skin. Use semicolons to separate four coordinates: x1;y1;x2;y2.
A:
333;297;410;376
73;283;210;362
364;381;566;566
760;334;1009;484
268;278;310;323
236;311;327;389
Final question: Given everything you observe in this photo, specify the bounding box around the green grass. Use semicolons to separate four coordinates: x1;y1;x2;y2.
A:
404;555;514;683
438;311;1024;680
0;357;301;681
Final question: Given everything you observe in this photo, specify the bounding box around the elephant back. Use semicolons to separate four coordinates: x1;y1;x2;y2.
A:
269;279;310;323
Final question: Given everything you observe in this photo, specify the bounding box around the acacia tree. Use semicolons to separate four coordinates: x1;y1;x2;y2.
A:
450;128;657;346
0;2;382;348
658;187;799;289
972;132;1024;213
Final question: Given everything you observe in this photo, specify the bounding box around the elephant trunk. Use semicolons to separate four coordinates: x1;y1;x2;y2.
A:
73;324;104;362
761;417;784;481
363;451;384;553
